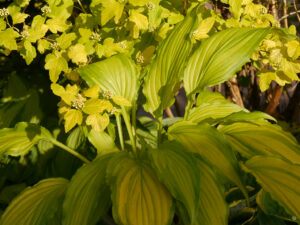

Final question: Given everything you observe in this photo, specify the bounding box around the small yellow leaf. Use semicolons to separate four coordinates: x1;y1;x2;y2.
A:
86;113;109;132
50;83;79;105
112;96;132;107
83;85;100;98
129;10;148;30
64;109;83;133
68;44;88;64
193;17;215;40
286;40;300;59
65;71;80;82
83;99;113;114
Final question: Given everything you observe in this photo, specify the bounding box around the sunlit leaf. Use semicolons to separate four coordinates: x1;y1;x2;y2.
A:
148;141;200;223
64;109;83;133
219;121;300;164
88;129;118;156
78;54;138;106
184;28;270;97
168;122;248;199
82;99;113;114
0;178;68;225
243;156;300;223
86;113;110;132
0;122;52;158
63;154;114;225
143;6;199;118
107;152;174;225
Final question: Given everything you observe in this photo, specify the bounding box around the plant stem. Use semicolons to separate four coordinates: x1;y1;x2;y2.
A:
183;99;193;120
50;139;90;164
116;114;124;151
77;0;87;13
157;116;163;147
121;107;136;153
131;101;137;145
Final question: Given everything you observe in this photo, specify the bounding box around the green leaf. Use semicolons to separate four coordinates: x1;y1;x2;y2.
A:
243;156;300;223
0;122;52;158
229;0;242;18
219;121;300;164
148;141;200;223
46;0;74;19
56;32;76;50
88;129;118;156
168;122;247;199
66;126;85;150
64;109;83;133
194;156;228;225
107;152;174;225
82;99;113;114
184;28;270;97
44;52;69;83
0;178;68;225
78;54;138;105
46;17;71;33
0;28;20;50
20;40;37;65
99;0;125;26
63;154;114;225
68;43;88;64
0;18;6;31
142;6;199;118
26;15;48;43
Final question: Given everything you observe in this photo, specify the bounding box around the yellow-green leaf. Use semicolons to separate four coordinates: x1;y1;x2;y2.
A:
56;32;76;50
148;142;200;223
107;152;174;225
78;54;138;106
86;113;110;132
68;43;88;64
83;85;100;98
243;156;300;223
64;109;83;133
46;17;71;33
0;28;20;50
184;28;270;97
193;17;215;40
112;96;132;107
88;130;118;156
63;154;114;225
168;122;248;200
20;40;37;65
100;0;124;26
82;99;113;114
0;122;52;158
219;121;300;164
45;53;68;83
143;6;200;118
0;178;68;225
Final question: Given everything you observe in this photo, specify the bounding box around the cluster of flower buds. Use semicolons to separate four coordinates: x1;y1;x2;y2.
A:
146;2;155;10
21;30;29;39
103;90;114;99
50;42;59;50
136;54;144;64
0;8;9;17
118;41;127;49
71;94;86;109
90;32;101;42
41;5;51;15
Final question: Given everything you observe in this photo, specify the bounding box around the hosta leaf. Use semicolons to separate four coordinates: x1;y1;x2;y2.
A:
148;141;200;223
0;178;68;225
107;152;174;225
218;121;300;164
88;129;118;156
195;156;228;225
0;122;52;158
168;122;247;198
184;28;270;97
78;54;138;105
243;156;300;223
142;6;199;118
63;153;114;225
66;126;85;150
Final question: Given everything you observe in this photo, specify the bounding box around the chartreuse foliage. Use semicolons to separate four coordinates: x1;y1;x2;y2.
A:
0;1;300;225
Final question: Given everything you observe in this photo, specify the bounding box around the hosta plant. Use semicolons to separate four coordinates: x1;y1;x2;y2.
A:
0;3;300;225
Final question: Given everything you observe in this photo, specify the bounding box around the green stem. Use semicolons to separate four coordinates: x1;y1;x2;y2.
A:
116;114;124;151
183;99;193;120
77;0;87;13
121;107;136;153
50;139;90;164
131;101;137;146
157;117;163;147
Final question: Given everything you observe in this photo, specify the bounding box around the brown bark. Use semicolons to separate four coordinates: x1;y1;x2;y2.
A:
227;77;245;107
266;85;283;116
